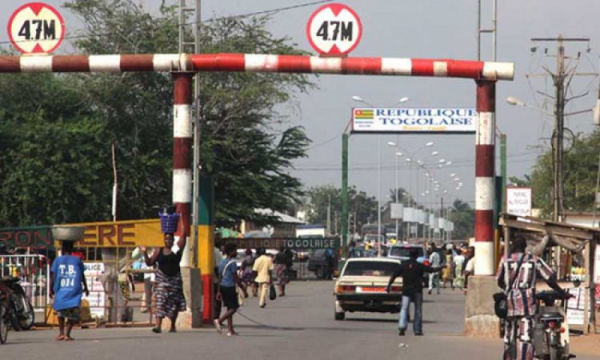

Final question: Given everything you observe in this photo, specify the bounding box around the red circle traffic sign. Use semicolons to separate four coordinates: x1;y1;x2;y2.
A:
306;3;362;56
8;2;66;54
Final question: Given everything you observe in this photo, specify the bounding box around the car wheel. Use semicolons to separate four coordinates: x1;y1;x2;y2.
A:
335;312;345;321
315;268;325;279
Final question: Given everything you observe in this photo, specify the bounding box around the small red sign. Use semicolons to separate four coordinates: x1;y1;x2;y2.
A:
8;2;66;54
306;3;362;56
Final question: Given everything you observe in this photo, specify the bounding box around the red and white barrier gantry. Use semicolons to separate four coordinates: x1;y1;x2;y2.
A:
0;53;514;319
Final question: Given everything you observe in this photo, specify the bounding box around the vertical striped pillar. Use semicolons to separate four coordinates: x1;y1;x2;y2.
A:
474;80;496;276
198;175;216;324
173;73;193;267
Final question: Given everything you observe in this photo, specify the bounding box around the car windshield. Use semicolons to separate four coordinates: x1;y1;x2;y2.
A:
389;247;424;258
343;261;399;277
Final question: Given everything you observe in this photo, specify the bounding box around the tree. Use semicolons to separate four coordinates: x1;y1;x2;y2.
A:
447;199;474;240
517;131;600;217
304;185;378;233
388;187;413;206
0;1;312;227
0;73;112;226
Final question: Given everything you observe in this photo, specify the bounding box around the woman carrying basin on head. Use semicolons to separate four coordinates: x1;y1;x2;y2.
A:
140;213;187;334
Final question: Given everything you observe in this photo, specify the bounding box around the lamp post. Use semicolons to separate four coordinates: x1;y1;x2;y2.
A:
387;142;435;241
352;96;409;255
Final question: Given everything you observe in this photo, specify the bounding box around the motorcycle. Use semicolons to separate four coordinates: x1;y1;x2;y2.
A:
0;277;35;331
533;289;576;360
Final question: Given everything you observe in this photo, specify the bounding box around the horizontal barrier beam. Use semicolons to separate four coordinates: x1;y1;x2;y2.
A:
0;54;514;80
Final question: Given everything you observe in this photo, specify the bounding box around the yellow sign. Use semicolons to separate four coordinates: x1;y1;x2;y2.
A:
58;219;165;248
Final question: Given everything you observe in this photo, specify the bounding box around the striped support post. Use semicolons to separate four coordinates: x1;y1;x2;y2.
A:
0;54;514;80
173;73;193;268
198;176;215;324
474;80;496;276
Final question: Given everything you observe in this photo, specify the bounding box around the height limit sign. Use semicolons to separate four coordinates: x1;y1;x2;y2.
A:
306;3;362;56
8;2;65;54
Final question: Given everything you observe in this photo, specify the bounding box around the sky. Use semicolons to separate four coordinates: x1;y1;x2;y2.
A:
1;0;599;212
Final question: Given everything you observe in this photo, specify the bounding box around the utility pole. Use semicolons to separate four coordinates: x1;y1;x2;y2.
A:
529;35;592;222
327;194;331;235
341;132;349;245
478;0;497;61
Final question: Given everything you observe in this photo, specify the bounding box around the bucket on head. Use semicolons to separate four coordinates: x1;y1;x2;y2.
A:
158;211;180;234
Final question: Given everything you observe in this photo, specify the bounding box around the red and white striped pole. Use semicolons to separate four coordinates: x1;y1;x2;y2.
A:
0;54;514;80
172;72;193;267
474;80;496;276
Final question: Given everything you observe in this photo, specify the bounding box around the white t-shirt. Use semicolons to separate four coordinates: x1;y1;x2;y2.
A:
465;256;475;273
454;254;466;267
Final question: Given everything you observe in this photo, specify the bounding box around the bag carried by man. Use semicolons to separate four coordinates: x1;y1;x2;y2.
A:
269;283;277;301
493;253;525;319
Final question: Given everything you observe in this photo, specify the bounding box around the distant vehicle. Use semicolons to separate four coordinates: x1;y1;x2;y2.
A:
307;249;337;279
361;224;378;236
387;244;427;264
334;258;402;320
295;224;326;262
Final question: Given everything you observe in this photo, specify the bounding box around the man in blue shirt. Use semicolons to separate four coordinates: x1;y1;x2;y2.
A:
50;240;89;341
214;243;242;336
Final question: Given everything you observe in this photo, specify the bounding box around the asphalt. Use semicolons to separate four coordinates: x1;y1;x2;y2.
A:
3;281;598;360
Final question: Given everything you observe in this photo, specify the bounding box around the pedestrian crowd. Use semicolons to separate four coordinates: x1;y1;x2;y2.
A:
212;243;294;336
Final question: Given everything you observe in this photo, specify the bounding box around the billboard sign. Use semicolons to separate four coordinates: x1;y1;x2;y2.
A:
216;237;340;250
506;187;532;217
351;108;477;134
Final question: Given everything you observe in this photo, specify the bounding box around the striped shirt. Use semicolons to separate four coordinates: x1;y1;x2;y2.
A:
496;252;554;317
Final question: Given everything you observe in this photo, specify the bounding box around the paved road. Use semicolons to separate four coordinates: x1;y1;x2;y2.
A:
3;281;597;360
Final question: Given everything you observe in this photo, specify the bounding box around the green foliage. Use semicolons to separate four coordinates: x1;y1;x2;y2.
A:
0;74;112;225
447;199;474;240
388;187;413;205
526;131;600;217
304;185;378;233
0;1;312;227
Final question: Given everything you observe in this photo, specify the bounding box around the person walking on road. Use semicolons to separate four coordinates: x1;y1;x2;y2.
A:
496;235;570;360
240;248;257;298
253;248;274;308
427;244;441;295
140;219;187;334
50;240;89;341
463;246;476;294
452;248;466;290
441;248;454;289
214;243;243;336
275;246;290;297
386;249;442;336
323;248;336;280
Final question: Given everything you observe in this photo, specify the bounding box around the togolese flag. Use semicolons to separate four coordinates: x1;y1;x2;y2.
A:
354;109;374;119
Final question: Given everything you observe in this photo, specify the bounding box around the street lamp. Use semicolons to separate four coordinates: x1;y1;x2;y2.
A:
353;95;409;254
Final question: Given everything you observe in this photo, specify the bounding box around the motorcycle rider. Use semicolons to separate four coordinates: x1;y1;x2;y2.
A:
496;234;570;360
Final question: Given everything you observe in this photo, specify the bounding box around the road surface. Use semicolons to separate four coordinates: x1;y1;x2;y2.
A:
3;281;597;360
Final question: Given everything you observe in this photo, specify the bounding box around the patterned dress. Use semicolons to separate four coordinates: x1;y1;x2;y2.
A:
496;252;554;360
154;250;186;320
